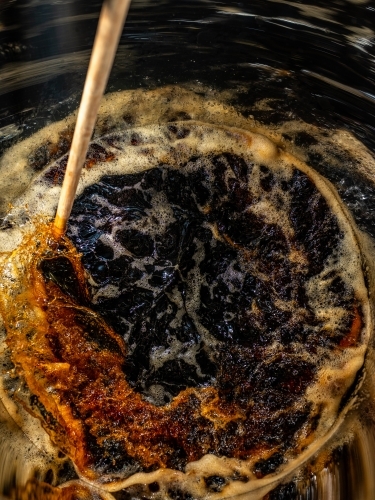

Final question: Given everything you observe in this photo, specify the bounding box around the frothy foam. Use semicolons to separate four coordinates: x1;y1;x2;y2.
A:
0;86;373;500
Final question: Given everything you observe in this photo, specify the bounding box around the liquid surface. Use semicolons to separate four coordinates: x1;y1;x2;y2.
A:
0;94;372;499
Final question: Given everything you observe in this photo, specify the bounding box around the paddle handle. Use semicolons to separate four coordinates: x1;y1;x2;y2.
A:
53;0;131;239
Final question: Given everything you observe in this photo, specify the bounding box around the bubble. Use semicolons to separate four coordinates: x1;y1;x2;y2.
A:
0;86;372;499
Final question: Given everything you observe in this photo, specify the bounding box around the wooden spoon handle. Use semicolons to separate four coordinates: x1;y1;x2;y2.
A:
53;0;132;239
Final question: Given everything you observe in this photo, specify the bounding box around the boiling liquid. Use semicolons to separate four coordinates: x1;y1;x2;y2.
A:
0;86;375;500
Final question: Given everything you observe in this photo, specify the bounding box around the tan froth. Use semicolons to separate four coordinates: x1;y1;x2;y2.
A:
0;87;373;499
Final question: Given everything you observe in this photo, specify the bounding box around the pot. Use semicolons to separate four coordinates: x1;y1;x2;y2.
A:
0;1;375;499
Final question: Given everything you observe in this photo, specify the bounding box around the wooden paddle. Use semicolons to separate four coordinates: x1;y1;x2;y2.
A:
52;0;132;239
